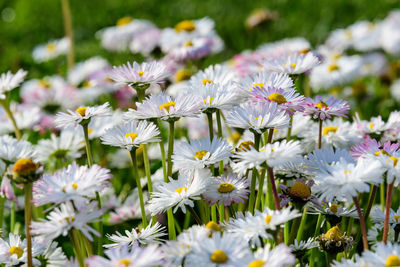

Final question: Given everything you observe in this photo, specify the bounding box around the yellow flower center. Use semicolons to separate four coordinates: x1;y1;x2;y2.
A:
194;150;208;160
329;204;340;214
138;71;145;77
184;41;193;47
76;107;87;117
369;123;374;130
299;48;311;54
82;80;92;88
203;98;214;105
13;158;38;176
175;186;188;194
252;83;264;90
202;78;213;85
210;250;228;264
248;260;266;267
88;128;93;134
288;181;311;199
395;215;400;223
217;182;235;193
290;63;296;69
175;69;191;82
231;132;241;144
325;226;342;241
345;30;352;39
8;246;24;259
46;43;56;52
237;141;255;152
116;16;133;27
72;183;78;190
322;126;338;135
39;80;51;88
265;215;272;224
125;132;138;142
316;102;328;109
267;92;287;104
174;20;196;32
386;255;400;267
390;156;399;167
64;216;75;223
344;170;351;175
159;102;176;112
117;258;131;267
206;221;222;232
333;54;342;60
374;150;391;157
328;64;339;72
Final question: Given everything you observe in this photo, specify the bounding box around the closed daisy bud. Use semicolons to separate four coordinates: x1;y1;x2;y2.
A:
11;158;40;184
317;225;353;254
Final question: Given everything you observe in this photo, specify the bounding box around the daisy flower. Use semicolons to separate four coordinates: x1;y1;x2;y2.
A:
104;222;166;248
37;240;68;267
0;233;44;266
147;168;211;214
0;135;35;166
262;51;320;74
30;201;103;242
238;71;294;96
86;244;164;267
100;120;160;151
55;102;112;129
303;95;350;120
34;129;84;163
362;242;400;266
371;206;400;229
110;61;170;89
350;137;399;160
33;162;112;206
186;82;240;112
185;232;251;267
0;103;41;135
249;86;305;115
124;93;202;121
0;69;27;99
226;101;290;134
67;57;110;86
225;207;301;247
167;37;213;62
172;137;232;170
188;64;237;87
203;173;249;206
247;243;296;267
279;178;318;208
290;238;318;257
32;37;70;63
313;157;384;202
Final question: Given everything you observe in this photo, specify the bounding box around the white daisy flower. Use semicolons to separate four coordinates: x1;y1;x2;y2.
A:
104;222;166;248
147;168;211;215
124;93;202;121
172;137;232;170
100;120;160;151
248;243;296;267
203;173;249;206
130;27;162;56
226;101;290;134
0;69;27;99
186;82;241;111
185;232;251;267
313;157;384;202
371;206;400;229
290;238;318;253
308;201;357;218
367;224;395;247
167;37;213;62
262;51;320;74
381;10;400;54
362;242;400;267
0;135;35;165
86;244;164;267
225;207;301;247
232;140;302;174
257;37;311;55
110;61;170;88
238;71;294;97
55;102;112;129
0;103;41;135
87;110;124;140
67;57;110;86
30;201;103;242
35;129;84;163
0;233;44;266
33;162;112;206
188;64;237;87
32;37;70;63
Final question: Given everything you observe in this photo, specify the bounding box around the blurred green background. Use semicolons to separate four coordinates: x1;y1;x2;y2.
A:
0;0;399;75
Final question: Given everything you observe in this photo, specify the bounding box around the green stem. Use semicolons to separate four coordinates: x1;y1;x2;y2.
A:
364;185;378;221
211;205;217;222
218;203;225;222
136;89;146;103
166;121;176;240
70;230;85;267
143;144;157;224
24;183;33;267
309;214;323;267
0;196;4;235
318;119;323;149
130;149;148;227
286;115;293;141
61;0;75;70
10;201;15;233
353;196;369;250
216;110;224;174
206;112;214;141
188;206;203;225
296;207;308;242
288;216;301;245
82;124;93;167
255;169;266;211
95;191;103;256
248;132;261;214
1;99;21;140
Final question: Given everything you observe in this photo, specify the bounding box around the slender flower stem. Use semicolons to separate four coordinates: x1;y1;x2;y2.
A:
166;121;176;240
267;167;280;210
248;132;261;214
206;112;214;141
286;115;293;141
296;207;308;242
309;214;323;267
255;169;266;211
142;144;153;194
288;216;300;245
60;0;75;70
216;110;224;174
0;99;21;140
0;196;4;235
353;196;369;250
318;119;323;149
188;206;203;225
130;149;148;227
364;185;378;221
10;201;16;233
69;230;85;267
383;182;394;244
82;124;93;167
24;183;33;267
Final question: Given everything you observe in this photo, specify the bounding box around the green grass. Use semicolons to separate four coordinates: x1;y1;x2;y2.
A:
1;0;399;75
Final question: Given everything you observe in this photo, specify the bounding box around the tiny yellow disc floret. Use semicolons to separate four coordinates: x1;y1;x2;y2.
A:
8;246;24;259
210;249;228;264
217;183;235;193
386;255;400;267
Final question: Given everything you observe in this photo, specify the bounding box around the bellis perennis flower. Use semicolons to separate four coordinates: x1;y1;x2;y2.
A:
0;69;27;99
303;95;350;120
